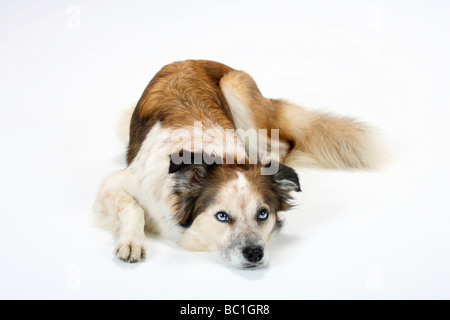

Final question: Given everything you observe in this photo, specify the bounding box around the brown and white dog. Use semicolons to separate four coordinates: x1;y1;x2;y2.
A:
95;60;381;268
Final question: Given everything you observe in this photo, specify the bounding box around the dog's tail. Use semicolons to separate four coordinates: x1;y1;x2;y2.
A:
274;99;385;169
220;70;386;169
117;104;136;145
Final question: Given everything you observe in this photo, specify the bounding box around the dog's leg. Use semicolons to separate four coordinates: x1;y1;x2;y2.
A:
95;171;146;263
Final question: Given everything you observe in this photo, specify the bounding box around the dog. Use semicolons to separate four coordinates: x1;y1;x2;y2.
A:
95;60;382;268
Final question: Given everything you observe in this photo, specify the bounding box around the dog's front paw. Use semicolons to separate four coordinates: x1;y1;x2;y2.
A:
114;238;146;263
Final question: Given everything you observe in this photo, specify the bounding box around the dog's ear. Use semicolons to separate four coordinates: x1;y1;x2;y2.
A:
169;149;195;173
169;150;208;188
169;150;218;228
269;162;301;192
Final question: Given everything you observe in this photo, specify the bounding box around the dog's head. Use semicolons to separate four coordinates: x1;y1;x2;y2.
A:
169;151;301;269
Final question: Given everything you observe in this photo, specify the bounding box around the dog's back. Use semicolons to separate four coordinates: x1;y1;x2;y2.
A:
127;60;235;164
126;60;383;169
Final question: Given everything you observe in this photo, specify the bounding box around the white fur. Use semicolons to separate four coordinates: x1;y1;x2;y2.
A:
94;171;147;262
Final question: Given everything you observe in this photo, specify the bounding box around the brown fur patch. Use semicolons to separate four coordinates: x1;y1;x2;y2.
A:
127;60;236;165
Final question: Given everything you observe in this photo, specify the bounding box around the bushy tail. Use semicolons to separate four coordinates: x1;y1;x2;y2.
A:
220;70;386;170
276;100;386;169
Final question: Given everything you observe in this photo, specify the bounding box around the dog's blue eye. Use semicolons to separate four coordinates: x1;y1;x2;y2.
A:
257;208;269;221
216;211;231;223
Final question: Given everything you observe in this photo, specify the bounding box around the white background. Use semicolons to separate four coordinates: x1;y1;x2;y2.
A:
0;0;449;299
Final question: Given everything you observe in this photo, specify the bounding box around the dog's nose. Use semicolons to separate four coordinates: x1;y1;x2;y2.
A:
243;246;264;263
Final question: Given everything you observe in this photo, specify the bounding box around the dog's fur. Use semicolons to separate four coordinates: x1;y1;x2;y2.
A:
95;60;382;268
